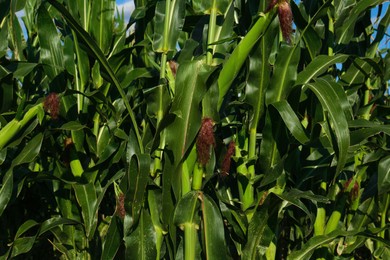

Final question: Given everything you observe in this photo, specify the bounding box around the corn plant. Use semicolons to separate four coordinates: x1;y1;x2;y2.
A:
0;0;389;259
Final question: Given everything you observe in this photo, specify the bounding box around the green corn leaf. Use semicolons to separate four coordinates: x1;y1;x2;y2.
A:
73;182;98;239
192;0;231;14
165;60;211;168
336;0;383;44
0;169;13;216
125;154;150;226
288;227;390;260
38;217;80;236
304;80;350;178
14;220;39;239
218;10;276;109
124;209;157;260
295;54;349;86
378;156;390;195
37;5;64;80
89;0;115;54
271;100;310;145
101;216;122;260
246;18;279;128
59;121;87;131
173;191;200;227
266;43;301;105
153;0;185;53
11;132;43;167
201;193;229;260
10;237;37;258
291;2;322;60
242;199;278;259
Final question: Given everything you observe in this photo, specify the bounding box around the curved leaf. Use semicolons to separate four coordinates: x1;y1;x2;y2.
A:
165;60;211;167
0;169;13;216
201;193;228;260
295;55;349;86
47;0;144;152
271;100;310;144
12;132;43;167
266;43;301;105
218;10;276;109
173;191;200;227
124;209;157;260
102;216;122;260
73;182;98;239
378;156;390;195
336;0;383;44
288;227;390;260
304;80;350;178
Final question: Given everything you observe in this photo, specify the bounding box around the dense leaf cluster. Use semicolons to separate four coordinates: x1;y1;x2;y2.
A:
0;0;389;259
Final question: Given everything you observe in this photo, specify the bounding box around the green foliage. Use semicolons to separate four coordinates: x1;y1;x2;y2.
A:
0;0;389;259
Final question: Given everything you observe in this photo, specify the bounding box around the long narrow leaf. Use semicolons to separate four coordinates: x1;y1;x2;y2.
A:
304;81;350;178
201;193;228;260
47;0;144;153
218;10;276;109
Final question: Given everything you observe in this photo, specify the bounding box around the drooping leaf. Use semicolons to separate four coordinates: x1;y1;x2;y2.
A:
124;209;157;260
288;227;390;260
242;199;278;259
303;80;350;178
102;216;122;260
295;55;349;86
378;156;390;195
0;170;13;216
173;191;200;228
200;193;229;260
271;100;310;145
165;60;212;168
12;132;43;167
73;182;98;239
218;10;276;109
335;0;383;44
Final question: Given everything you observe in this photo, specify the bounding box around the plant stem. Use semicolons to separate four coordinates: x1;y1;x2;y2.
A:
152;0;172;178
184;223;197;260
327;9;334;57
380;193;390;241
206;2;217;65
235;139;253;211
314;182;327;236
152;53;168;180
192;163;203;190
248;128;257;178
182;160;192;195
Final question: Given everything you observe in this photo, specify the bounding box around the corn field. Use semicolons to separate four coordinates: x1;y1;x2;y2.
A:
0;0;389;259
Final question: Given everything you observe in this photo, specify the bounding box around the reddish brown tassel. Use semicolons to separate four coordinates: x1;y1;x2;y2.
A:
278;1;293;43
220;141;235;177
116;193;126;219
43;92;60;119
196;117;215;166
